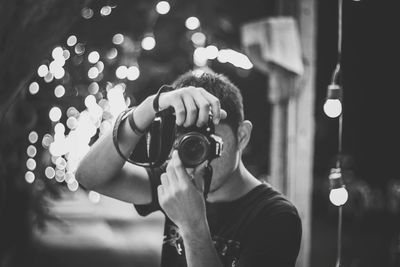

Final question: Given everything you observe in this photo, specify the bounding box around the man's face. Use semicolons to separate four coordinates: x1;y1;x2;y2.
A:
202;123;240;193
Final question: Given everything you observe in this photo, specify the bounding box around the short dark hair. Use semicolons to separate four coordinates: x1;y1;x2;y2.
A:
172;69;244;134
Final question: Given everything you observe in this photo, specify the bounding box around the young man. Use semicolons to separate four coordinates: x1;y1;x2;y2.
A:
76;70;302;267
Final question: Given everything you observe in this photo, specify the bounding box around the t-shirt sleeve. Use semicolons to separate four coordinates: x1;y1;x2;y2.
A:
133;167;164;216
238;212;302;267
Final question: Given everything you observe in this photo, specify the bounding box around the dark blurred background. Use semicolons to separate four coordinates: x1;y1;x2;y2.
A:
0;0;399;267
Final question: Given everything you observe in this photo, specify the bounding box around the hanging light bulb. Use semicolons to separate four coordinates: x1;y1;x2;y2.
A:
328;167;348;206
323;84;342;118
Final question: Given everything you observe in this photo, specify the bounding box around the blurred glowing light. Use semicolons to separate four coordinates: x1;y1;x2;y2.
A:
329;187;349;206
205;45;218;59
112;34;124;45
141;36;156;51
323;99;342;118
55;169;66;182
217;49;253;69
193;47;208;67
96;61;104;73
54;123;65;134
107;48;118;59
49;107;62;122
88;51;100;64
67;180;79;191
25;171;35;183
191;32;206;47
52;47;64;60
81;7;94;19
66;116;78;130
27;145;37;157
45;166;55;179
54;85;65;98
88;191;101;203
56;158;67;170
44;72;54;83
37;65;48;77
63;49;71;60
88;67;99;79
67;35;77;47
100;5;112;16
107;84;127;117
28;131;39;144
53;67;65;79
75;43;85;55
85;95;97;108
42;134;53;149
185;16;200;30
127;66;140;81
88;82;99;94
65;172;75;184
116;66;128;79
156;1;170;15
26;158;36;171
29;82;40;95
66;107;79;118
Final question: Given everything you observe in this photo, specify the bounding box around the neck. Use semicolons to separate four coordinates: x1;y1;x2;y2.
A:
206;161;261;203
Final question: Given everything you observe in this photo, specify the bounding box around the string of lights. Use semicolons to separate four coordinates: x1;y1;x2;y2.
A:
323;0;349;266
23;1;254;204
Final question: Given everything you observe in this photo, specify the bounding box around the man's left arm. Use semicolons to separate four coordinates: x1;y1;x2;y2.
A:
157;150;223;267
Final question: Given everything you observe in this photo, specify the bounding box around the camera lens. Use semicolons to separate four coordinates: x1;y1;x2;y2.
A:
178;133;210;167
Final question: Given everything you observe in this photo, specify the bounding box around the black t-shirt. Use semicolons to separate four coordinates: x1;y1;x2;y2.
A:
134;167;302;267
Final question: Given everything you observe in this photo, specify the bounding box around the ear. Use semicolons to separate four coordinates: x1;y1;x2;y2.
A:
237;120;252;151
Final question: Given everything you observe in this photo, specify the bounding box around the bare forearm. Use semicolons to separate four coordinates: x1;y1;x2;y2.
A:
181;220;223;267
76;95;156;189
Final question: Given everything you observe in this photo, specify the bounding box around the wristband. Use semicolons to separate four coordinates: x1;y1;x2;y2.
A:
112;108;132;162
128;107;146;135
153;85;174;113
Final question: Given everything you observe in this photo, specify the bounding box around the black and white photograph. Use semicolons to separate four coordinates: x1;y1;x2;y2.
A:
0;0;398;266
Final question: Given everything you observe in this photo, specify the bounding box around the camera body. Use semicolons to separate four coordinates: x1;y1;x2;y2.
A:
174;116;223;168
129;107;223;168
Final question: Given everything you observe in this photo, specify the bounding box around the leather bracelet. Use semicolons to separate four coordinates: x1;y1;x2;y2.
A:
153;85;174;113
112;108;132;162
128;107;146;135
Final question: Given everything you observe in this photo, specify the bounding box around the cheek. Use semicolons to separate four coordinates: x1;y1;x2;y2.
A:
210;139;239;180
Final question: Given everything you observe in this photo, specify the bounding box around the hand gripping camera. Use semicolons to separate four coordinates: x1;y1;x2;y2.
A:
128;107;223;168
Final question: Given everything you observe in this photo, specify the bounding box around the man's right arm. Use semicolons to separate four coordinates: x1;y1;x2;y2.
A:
75;94;157;205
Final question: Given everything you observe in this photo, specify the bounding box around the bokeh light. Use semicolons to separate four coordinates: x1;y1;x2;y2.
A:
81;7;94;19
37;64;49;77
116;66;128;79
141;36;156;50
49;106;62;122
185;16;200;30
26;158;36;171
112;34;124;45
54;85;65;98
25;171;35;184
88;51;100;64
100;6;112;16
127;66;140;81
45;166;55;179
191;32;206;47
29;82;40;95
28;131;39;144
88;191;101;203
67;35;77;47
27;145;37;158
156;1;170;15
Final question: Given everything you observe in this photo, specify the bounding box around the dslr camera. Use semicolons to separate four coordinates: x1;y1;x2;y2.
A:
129;107;223;168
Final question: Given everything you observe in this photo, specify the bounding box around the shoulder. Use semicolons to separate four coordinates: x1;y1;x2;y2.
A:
255;183;300;219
